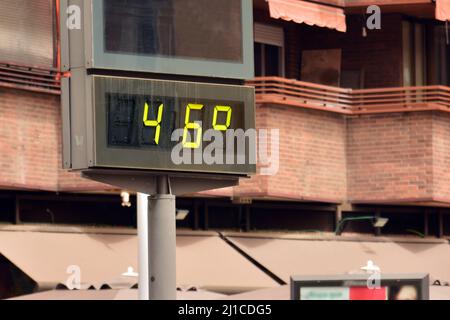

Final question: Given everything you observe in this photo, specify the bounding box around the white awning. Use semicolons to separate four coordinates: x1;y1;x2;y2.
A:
0;228;278;294
10;289;227;300
224;232;450;284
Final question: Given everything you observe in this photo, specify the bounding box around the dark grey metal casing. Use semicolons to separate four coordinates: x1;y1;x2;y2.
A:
60;0;92;72
59;0;257;193
62;74;256;174
61;74;256;194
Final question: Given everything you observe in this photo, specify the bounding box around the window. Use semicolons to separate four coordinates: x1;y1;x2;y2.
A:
254;23;285;77
402;20;427;86
425;22;450;86
403;21;450;87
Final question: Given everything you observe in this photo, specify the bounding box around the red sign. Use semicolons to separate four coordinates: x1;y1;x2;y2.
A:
349;287;388;300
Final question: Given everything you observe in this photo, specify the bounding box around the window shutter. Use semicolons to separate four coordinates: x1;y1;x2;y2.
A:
254;23;284;47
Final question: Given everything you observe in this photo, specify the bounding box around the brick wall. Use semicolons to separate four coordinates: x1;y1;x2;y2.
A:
4;88;450;205
432;112;450;202
235;104;348;202
239;107;450;205
0;88;112;192
267;105;347;201
347;112;434;202
0;88;59;190
346;111;450;204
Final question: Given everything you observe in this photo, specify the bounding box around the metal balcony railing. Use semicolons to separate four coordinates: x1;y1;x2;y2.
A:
247;77;450;115
0;63;61;95
2;68;450;113
352;85;450;114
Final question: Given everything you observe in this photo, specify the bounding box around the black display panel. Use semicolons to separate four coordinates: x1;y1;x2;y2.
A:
103;0;243;62
93;76;256;176
107;94;244;150
107;94;176;149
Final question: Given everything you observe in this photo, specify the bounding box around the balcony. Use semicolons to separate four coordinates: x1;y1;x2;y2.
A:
0;62;61;95
247;76;450;115
242;76;450;205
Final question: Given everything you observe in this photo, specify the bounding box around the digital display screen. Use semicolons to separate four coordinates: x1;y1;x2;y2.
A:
93;76;256;175
107;94;244;150
103;0;243;62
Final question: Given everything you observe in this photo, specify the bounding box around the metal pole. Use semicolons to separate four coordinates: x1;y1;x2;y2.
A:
137;193;149;300
148;176;176;300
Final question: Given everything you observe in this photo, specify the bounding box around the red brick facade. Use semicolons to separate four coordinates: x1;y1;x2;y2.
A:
3;88;450;205
347;112;434;202
234;104;347;202
1;5;449;206
0;88;112;192
237;108;450;205
431;112;450;202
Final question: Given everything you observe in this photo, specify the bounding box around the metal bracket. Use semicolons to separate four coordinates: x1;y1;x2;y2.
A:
81;169;240;195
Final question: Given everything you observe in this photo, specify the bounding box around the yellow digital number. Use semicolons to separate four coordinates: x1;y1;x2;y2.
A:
143;102;164;145
212;105;232;131
182;103;204;149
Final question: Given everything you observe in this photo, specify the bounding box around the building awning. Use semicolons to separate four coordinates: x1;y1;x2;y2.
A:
12;284;450;300
224;284;450;300
267;0;347;32
0;230;136;291
436;0;450;21
10;288;227;300
0;229;278;294
223;232;450;284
